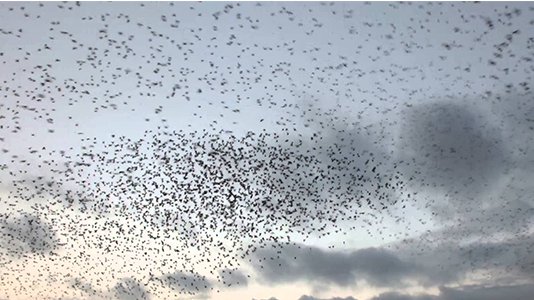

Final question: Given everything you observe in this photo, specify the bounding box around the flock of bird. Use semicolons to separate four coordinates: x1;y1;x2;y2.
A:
0;1;533;299
5;126;411;295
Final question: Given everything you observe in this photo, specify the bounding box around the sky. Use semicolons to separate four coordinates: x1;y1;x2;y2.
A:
0;1;533;300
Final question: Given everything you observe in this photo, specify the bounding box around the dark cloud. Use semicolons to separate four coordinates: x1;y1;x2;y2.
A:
371;283;534;300
299;295;358;300
0;213;59;255
252;229;534;291
390;98;534;287
389;183;534;285
370;292;437;300
251;243;420;287
491;91;534;170
113;277;150;300
397;101;507;200
160;271;212;295
217;268;248;287
70;277;98;296
438;283;534;300
389;229;534;288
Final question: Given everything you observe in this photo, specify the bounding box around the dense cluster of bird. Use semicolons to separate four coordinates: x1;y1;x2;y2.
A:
5;127;409;287
0;1;533;299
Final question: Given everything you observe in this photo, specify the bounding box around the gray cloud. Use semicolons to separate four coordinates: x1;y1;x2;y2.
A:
258;283;534;300
370;292;437;300
491;91;534;170
251;243;420;287
113;277;151;300
70;277;99;296
161;271;212;295
217;268;248;288
371;283;534;300
438;283;534;300
299;295;358;300
397;101;507;200
0;213;59;255
389;229;534;288
252;229;534;290
390;96;533;287
394;94;532;227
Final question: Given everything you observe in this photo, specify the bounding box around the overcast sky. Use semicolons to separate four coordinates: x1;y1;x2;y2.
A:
0;1;533;300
